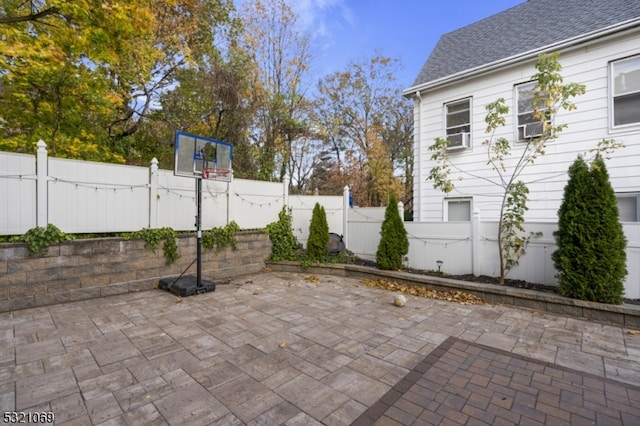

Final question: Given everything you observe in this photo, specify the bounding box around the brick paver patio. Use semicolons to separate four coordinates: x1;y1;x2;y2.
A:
1;271;639;425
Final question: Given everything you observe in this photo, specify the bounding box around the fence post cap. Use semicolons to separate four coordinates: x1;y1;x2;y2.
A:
37;140;47;149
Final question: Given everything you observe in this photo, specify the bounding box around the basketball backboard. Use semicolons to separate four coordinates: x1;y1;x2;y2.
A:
174;131;233;181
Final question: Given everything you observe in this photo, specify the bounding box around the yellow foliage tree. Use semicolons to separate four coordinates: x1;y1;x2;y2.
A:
365;130;404;206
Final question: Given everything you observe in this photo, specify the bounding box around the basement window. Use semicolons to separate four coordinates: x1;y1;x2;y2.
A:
445;197;472;221
617;193;639;222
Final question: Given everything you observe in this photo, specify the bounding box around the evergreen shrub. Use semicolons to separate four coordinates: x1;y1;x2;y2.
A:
552;156;627;304
307;203;329;258
376;194;409;270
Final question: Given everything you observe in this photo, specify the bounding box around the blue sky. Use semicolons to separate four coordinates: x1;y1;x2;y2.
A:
292;0;524;88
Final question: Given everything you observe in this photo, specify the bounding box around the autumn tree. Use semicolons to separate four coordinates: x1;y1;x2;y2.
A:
239;0;313;182
0;0;236;163
315;53;413;206
427;53;586;284
287;135;325;194
103;0;238;161
0;0;156;161
145;42;260;175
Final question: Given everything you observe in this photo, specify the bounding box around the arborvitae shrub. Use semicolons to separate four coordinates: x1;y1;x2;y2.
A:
307;203;329;259
376;194;409;270
265;206;298;261
552;156;627;304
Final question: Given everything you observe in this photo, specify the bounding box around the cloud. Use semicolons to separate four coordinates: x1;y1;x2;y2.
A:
291;0;354;45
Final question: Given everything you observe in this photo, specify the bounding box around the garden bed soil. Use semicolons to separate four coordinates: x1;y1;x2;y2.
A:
354;258;640;305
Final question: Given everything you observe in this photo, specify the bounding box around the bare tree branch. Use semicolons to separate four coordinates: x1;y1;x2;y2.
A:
0;7;59;25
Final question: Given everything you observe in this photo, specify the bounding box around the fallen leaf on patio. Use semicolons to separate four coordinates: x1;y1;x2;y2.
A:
360;279;486;305
279;342;288;349
628;330;640;335
305;275;320;283
175;297;182;304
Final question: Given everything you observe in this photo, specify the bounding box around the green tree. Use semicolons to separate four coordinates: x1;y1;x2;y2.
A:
553;155;627;304
306;203;329;258
376;194;409;270
0;0;155;161
0;0;236;162
111;0;238;155
427;52;586;284
145;41;259;174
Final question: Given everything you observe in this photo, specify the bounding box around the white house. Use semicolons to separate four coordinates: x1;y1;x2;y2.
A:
404;0;640;224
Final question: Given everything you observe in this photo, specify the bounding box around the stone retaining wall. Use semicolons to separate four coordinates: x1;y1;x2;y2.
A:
0;231;271;312
266;261;640;329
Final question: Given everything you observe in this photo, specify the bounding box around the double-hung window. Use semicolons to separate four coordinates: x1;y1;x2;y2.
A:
444;98;471;149
611;55;640;128
516;82;548;141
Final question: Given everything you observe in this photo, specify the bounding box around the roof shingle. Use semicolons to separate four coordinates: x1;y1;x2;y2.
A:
410;0;640;89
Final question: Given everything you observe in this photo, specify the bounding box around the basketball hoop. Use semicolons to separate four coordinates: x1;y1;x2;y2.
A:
202;167;230;180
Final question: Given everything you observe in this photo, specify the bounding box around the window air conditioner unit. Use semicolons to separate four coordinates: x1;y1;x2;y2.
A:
446;132;471;150
523;122;544;138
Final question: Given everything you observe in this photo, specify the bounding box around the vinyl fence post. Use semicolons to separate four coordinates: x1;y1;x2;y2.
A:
472;207;480;276
36;140;48;227
398;201;404;222
149;158;159;228
283;177;289;208
343;185;349;249
226;172;232;225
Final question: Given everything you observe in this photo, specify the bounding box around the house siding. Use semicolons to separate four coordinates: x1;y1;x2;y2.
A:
414;29;640;222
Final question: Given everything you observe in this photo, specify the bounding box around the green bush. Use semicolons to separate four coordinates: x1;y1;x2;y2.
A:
128;227;180;265
307;203;329;259
376;194;409;270
265;206;299;261
552;156;627;304
21;224;74;256
202;221;240;252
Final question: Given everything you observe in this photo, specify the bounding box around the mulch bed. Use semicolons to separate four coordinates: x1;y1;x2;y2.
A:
353;258;640;305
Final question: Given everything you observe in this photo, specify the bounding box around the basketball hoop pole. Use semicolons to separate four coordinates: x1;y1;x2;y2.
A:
196;175;203;288
160;132;228;296
195;149;207;288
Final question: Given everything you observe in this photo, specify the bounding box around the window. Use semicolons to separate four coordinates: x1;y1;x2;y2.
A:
444;98;471;149
617;193;639;222
611;55;640;127
445;197;472;221
516;82;548;141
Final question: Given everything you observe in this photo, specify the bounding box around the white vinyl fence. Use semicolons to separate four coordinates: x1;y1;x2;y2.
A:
349;209;640;300
0;142;345;240
2;142;639;299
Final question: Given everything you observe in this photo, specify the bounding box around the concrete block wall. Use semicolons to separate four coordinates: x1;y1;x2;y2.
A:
0;231;271;312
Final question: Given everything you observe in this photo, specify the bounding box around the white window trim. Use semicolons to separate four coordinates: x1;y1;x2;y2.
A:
443;97;472;149
514;81;549;143
616;192;640;222
609;54;640;132
444;197;472;222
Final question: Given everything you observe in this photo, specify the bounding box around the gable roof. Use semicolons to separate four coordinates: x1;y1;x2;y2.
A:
407;0;640;93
